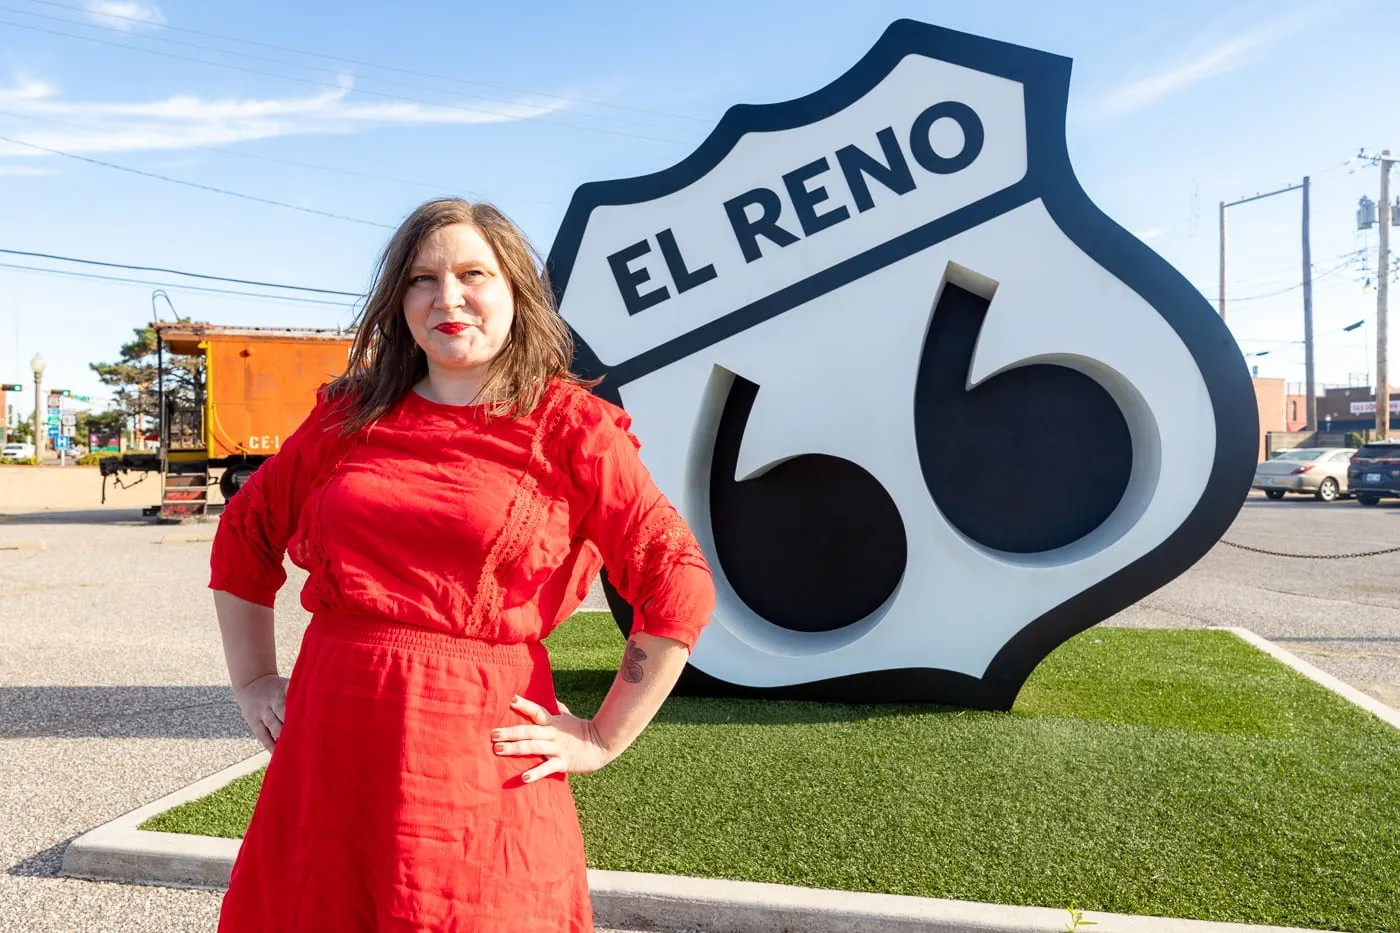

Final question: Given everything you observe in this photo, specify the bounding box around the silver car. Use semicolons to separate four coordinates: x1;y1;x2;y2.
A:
1253;447;1356;502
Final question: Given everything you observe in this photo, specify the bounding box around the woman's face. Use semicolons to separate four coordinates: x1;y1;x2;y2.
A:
403;223;515;378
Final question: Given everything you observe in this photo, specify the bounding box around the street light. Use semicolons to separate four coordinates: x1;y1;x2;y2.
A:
1220;178;1316;428
151;289;175;323
29;353;44;467
150;289;174;454
1343;320;1370;387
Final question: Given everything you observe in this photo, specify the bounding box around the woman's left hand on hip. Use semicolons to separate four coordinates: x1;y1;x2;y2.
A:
491;695;612;783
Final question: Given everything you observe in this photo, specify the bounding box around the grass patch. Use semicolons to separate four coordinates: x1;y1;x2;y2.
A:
143;615;1400;932
143;770;265;839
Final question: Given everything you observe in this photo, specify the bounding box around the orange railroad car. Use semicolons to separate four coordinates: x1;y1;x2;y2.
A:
101;323;352;520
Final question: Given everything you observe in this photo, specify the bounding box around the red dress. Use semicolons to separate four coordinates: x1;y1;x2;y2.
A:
208;379;714;933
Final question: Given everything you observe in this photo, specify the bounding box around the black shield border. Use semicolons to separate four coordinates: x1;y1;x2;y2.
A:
545;19;1258;710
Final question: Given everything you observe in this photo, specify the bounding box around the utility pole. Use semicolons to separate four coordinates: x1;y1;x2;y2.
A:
30;353;44;467
1220;180;1314;426
1379;153;1391;440
1359;150;1395;439
1301;176;1315;432
1218;200;1227;324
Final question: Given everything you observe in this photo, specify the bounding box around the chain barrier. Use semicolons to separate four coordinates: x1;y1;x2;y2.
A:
1218;539;1400;560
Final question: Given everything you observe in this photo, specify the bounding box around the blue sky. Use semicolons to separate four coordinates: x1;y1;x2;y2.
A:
0;0;1396;418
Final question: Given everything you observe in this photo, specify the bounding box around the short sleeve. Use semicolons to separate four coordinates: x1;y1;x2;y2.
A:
573;400;715;651
208;389;342;608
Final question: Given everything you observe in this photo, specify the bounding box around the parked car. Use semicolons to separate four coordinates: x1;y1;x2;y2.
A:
1347;440;1400;506
1252;447;1356;502
1;442;35;460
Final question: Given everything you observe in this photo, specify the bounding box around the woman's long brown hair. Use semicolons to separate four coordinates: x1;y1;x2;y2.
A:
326;198;586;433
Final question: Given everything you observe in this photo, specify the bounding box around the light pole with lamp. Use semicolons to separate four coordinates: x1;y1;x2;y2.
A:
1343;320;1368;387
1220;178;1316;429
30;353;44;467
150;289;174;455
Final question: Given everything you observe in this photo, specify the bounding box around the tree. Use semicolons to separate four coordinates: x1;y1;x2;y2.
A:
77;409;128;450
90;324;205;448
7;413;34;445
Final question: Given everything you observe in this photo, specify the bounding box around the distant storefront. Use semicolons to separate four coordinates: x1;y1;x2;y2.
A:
1315;387;1400;434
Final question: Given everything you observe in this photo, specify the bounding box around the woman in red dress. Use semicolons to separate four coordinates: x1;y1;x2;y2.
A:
209;198;715;932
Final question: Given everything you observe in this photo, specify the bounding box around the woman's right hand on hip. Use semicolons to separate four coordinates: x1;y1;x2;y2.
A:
234;673;288;752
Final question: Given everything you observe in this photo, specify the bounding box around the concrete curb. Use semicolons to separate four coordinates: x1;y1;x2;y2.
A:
586;872;1312;932
60;752;267;889
159;533;214;545
1213;626;1400;730
60;798;1321;933
58;626;1389;932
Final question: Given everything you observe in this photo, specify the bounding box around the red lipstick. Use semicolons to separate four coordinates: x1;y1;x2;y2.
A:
435;322;468;335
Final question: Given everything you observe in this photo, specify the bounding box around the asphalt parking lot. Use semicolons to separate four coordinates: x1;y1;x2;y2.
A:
0;494;1396;931
1110;492;1400;708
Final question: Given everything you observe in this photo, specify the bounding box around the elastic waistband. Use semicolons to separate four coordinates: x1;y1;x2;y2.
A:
307;613;539;667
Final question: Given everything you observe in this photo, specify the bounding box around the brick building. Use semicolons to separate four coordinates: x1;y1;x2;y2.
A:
1315;386;1400;434
1250;377;1319;461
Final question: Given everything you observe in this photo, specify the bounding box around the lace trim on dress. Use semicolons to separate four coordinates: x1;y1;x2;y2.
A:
617;509;701;597
462;384;583;638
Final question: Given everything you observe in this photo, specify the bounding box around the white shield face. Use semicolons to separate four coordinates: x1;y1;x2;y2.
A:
548;20;1256;709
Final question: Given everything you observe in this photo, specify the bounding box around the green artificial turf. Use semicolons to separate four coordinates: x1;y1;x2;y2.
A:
142;613;1400;932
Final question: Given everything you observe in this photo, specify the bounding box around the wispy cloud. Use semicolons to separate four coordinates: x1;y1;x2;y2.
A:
0;76;569;158
1095;10;1318;117
1134;227;1165;242
85;1;165;32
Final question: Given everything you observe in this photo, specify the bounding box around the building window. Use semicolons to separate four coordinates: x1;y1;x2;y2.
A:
1289;401;1298;422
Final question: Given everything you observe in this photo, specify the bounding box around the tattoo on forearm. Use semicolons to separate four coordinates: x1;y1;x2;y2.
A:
621;640;648;684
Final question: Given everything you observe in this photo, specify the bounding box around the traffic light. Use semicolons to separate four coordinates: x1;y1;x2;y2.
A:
2;384;21;392
59;389;71;397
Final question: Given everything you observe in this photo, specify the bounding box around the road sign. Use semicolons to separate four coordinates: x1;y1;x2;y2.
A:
60;425;75;438
550;19;1256;708
61;412;76;427
47;425;58;437
55;436;70;450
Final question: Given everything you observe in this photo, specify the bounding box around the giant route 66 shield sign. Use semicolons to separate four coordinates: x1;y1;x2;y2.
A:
546;20;1257;710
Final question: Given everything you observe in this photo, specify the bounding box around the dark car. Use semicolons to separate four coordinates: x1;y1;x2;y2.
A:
1347;440;1400;506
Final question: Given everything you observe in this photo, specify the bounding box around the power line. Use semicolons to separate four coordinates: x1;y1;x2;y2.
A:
0;260;359;307
0;248;363;296
15;0;709;127
0;133;395;228
1220;248;1367;291
1239;317;1373;354
1197;253;1362;303
1208;280;1310;304
0;16;688;146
